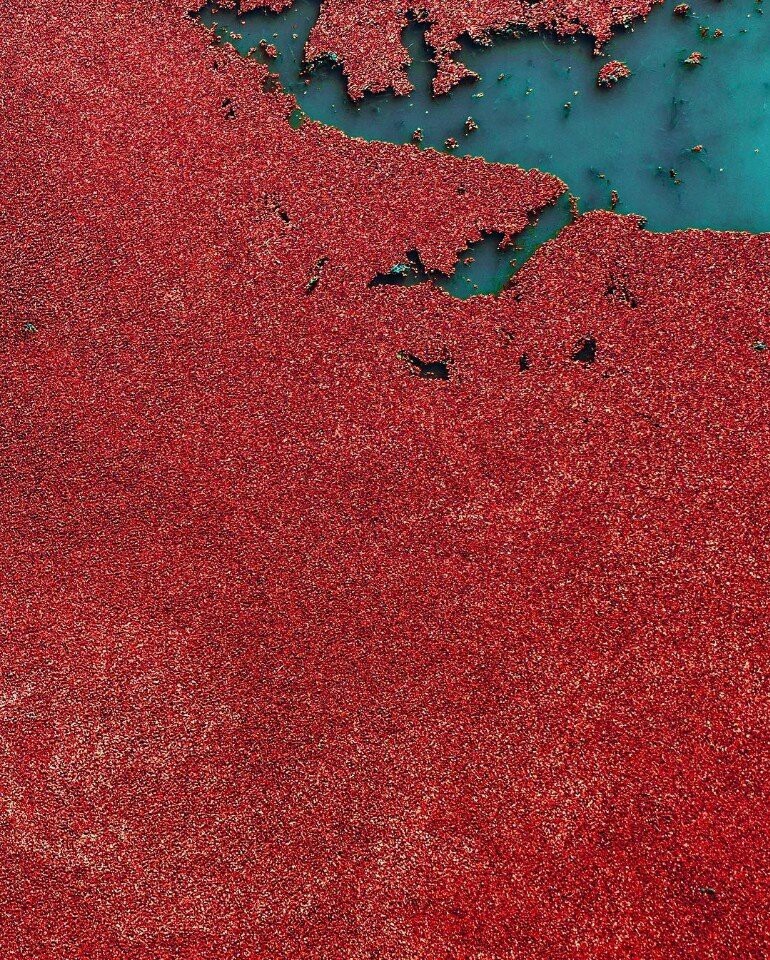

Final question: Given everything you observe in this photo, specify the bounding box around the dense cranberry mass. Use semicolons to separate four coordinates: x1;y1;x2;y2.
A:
2;0;769;958
215;0;662;97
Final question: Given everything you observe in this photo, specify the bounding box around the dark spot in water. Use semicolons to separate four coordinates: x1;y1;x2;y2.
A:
503;278;523;301
572;336;597;364
397;350;451;380
606;278;638;307
262;193;290;223
420;360;451;379
667;95;686;130
305;256;328;293
519;353;530;371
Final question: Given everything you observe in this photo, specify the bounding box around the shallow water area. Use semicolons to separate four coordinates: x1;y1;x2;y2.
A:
200;0;770;295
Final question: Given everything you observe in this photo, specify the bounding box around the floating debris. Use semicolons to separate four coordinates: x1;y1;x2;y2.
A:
464;117;479;134
684;51;704;65
597;61;631;88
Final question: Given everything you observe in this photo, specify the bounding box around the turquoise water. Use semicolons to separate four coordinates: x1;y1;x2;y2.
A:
198;0;770;295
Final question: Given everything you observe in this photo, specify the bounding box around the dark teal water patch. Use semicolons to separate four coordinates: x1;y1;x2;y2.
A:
198;0;769;295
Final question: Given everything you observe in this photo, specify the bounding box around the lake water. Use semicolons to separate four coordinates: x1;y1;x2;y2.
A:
198;0;770;296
